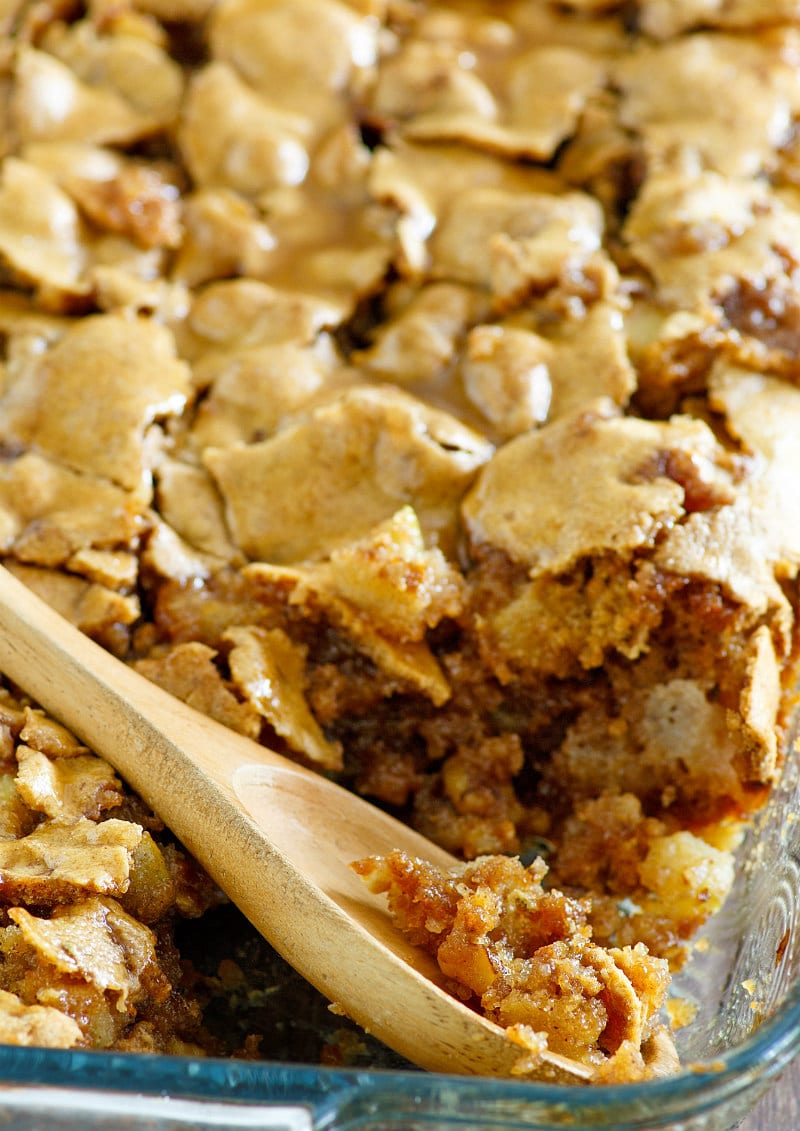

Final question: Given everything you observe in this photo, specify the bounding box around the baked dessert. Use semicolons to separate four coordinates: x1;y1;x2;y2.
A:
0;0;799;1082
0;684;222;1054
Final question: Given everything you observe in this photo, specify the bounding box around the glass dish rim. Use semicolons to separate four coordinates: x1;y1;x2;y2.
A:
0;968;796;1125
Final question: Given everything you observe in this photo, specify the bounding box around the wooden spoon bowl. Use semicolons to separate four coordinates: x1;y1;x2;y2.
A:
0;564;592;1081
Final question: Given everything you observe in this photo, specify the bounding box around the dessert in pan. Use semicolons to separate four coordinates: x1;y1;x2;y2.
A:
0;0;799;1084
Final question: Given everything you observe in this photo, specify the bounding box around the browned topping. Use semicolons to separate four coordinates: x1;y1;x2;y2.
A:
69;162;183;250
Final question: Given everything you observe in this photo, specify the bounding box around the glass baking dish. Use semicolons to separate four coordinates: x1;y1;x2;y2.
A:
0;722;798;1131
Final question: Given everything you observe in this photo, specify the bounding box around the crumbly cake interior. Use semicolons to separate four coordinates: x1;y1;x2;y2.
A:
1;0;800;1083
0;687;223;1054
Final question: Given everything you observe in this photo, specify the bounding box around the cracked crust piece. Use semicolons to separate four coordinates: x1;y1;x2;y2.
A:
0;314;191;493
203;385;493;562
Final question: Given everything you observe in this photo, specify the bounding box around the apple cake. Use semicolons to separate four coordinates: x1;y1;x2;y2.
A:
0;0;799;1082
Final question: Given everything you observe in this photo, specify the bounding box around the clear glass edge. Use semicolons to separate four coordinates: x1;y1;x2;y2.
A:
0;977;796;1131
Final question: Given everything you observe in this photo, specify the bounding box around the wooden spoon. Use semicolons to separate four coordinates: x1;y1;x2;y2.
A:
0;564;592;1081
